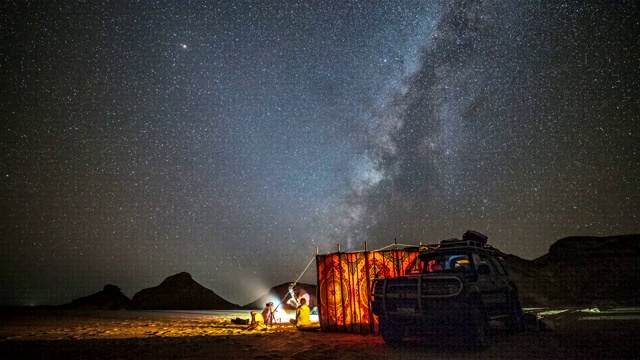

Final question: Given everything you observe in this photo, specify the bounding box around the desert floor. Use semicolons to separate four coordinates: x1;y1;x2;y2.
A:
1;307;639;359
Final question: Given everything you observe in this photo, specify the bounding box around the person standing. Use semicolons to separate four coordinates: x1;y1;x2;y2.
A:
262;302;274;325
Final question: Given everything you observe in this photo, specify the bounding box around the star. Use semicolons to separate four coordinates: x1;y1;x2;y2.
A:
1;0;638;307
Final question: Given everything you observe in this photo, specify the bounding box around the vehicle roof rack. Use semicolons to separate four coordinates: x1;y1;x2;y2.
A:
418;237;500;254
415;230;502;254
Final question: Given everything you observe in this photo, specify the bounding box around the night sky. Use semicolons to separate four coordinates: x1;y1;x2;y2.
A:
2;1;638;307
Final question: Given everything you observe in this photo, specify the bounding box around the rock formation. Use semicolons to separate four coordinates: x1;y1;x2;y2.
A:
65;284;131;310
505;234;639;307
129;272;239;310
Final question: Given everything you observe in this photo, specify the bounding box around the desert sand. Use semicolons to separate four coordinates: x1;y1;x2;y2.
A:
1;307;639;359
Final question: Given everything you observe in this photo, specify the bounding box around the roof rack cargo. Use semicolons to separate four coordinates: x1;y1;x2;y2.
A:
418;231;500;253
462;230;488;244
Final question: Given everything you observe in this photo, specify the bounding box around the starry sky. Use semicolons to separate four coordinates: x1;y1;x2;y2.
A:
1;0;639;307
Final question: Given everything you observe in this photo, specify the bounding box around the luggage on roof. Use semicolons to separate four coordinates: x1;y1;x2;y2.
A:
462;230;488;244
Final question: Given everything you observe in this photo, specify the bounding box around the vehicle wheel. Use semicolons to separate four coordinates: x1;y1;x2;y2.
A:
379;320;404;344
505;295;524;333
466;304;489;350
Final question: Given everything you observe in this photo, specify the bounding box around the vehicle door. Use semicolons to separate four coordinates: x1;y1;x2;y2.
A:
476;254;508;317
488;255;512;312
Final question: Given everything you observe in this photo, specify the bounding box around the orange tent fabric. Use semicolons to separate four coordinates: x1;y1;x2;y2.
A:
316;249;419;334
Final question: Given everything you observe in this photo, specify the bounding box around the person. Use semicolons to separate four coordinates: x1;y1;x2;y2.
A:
246;311;266;331
297;289;310;307
262;302;275;326
295;297;311;328
287;286;311;309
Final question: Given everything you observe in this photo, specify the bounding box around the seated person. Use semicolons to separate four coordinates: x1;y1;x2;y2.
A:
246;311;266;330
294;297;311;328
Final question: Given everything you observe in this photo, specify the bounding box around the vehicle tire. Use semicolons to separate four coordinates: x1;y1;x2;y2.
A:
466;304;489;351
505;295;524;333
379;320;404;344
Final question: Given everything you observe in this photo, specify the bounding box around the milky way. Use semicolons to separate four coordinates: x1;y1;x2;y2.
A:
1;1;638;306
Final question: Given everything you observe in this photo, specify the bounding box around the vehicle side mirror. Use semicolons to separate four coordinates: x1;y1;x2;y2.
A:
477;264;491;275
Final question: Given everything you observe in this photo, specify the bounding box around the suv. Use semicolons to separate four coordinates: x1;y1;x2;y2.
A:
370;230;523;349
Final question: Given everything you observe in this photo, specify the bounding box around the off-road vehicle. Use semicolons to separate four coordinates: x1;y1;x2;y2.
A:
370;230;523;349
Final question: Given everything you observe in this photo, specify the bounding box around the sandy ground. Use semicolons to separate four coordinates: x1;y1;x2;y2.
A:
1;307;639;359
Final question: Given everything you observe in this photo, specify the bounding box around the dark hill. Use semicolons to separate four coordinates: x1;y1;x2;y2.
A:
63;284;131;310
505;234;640;307
130;272;239;310
243;282;317;311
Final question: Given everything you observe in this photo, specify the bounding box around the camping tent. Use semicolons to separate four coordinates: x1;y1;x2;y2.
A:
316;248;419;334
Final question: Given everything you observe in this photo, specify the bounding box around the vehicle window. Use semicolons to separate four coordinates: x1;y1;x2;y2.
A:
472;253;482;269
479;255;496;274
489;257;507;275
409;253;472;274
449;256;471;272
496;256;510;275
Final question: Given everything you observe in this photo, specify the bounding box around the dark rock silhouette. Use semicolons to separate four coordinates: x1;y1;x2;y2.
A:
130;272;239;310
52;234;638;311
64;284;131;310
505;234;639;307
243;282;317;311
